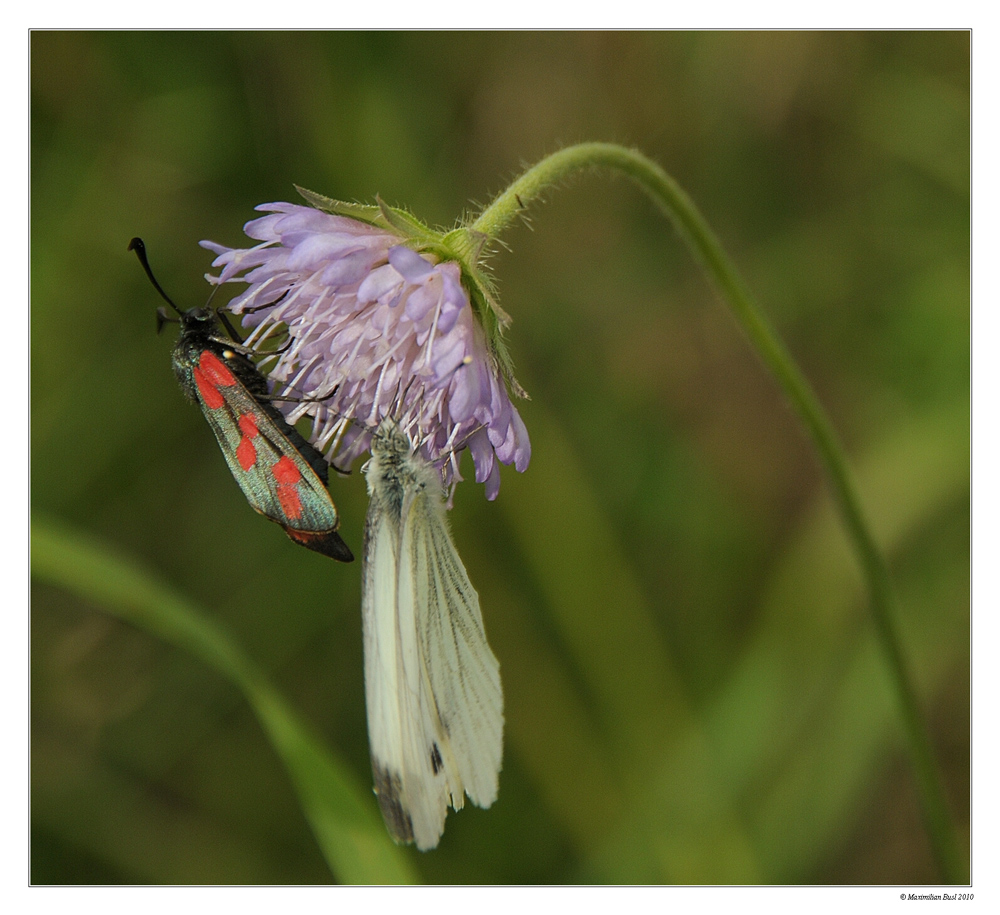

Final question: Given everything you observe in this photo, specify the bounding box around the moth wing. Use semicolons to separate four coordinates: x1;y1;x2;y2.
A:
197;378;340;536
362;493;450;850
399;483;504;812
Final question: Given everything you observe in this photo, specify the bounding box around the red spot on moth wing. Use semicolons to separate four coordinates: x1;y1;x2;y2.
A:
193;352;236;410
235;412;261;470
273;457;305;520
199;351;237;387
272;455;302;485
276;482;303;520
193;365;226;409
236;436;257;470
238;413;260;437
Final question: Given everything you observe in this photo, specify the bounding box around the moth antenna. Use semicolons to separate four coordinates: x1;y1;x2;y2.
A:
128;237;183;317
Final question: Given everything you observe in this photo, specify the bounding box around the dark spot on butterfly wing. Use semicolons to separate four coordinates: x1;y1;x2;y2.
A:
371;758;414;845
430;742;443;775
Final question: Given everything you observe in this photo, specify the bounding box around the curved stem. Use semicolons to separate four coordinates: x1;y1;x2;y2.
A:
473;142;964;883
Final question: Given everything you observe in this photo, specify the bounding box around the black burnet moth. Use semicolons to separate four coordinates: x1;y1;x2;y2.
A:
130;237;354;562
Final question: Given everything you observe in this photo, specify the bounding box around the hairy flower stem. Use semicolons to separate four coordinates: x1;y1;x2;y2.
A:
473;142;964;883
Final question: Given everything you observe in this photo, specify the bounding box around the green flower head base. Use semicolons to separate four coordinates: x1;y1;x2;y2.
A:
200;191;529;500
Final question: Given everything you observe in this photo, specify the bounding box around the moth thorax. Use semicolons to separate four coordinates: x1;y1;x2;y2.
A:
180;307;218;332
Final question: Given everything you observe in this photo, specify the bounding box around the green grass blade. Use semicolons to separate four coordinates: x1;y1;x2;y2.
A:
707;401;969;881
31;515;419;885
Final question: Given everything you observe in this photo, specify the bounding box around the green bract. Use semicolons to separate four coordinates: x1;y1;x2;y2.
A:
295;185;526;400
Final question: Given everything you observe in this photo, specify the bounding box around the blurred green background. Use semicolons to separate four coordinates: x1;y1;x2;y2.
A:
31;31;969;884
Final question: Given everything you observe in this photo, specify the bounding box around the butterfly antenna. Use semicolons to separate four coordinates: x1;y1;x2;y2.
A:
393;375;419;420
445;421;486;461
128;237;183;318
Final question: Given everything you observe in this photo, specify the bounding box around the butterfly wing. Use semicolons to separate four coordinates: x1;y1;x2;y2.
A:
398;483;503;812
362;453;503;851
362;486;451;849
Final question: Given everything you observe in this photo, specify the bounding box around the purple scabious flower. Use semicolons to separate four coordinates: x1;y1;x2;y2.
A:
201;202;530;500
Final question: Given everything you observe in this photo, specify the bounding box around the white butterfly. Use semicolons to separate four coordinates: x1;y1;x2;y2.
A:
361;417;503;850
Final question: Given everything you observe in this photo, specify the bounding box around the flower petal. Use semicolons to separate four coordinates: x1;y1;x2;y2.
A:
201;201;530;497
388;245;435;282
